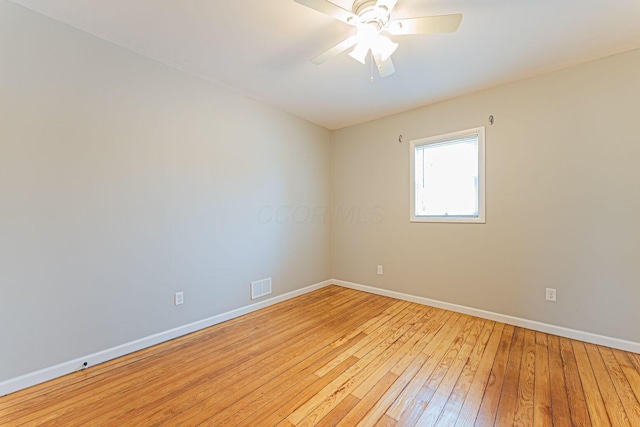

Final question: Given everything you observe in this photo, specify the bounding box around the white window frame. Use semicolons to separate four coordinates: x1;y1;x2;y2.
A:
410;127;485;223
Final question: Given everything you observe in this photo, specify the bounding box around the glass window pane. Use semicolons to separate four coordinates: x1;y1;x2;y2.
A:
415;137;479;217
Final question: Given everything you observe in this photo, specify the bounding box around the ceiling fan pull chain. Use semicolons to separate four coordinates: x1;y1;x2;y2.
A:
370;50;374;83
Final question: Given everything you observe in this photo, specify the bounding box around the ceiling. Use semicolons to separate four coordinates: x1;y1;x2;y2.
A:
8;0;640;130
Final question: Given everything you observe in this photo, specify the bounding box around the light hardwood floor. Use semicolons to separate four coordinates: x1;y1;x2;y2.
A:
2;285;640;426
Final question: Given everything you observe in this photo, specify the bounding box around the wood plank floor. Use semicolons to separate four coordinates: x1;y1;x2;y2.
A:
2;285;640;426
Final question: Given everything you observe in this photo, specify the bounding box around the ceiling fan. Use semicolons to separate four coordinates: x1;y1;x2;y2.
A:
294;0;462;77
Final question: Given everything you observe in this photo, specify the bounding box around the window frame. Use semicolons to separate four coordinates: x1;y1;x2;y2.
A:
410;127;486;224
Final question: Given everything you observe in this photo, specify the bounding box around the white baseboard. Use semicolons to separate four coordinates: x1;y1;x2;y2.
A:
4;278;638;396
0;279;332;397
333;279;640;354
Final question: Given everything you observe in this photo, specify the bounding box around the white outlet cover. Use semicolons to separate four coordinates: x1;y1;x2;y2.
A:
174;292;184;305
545;288;556;302
377;265;383;275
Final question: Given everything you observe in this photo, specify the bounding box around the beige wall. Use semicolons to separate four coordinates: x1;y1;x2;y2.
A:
3;0;640;387
0;1;331;382
332;48;640;343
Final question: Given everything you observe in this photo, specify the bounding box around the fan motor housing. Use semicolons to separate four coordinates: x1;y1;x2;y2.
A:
352;0;377;14
353;0;390;28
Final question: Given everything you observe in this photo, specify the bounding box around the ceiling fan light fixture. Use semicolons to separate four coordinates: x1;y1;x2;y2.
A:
373;35;398;61
349;42;370;64
349;23;398;65
294;0;463;77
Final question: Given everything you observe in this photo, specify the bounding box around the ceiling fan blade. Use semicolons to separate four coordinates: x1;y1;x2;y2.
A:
373;52;395;77
387;14;462;35
376;0;398;13
294;0;358;26
311;36;358;65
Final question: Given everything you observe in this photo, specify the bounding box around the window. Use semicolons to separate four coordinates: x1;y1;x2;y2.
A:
410;127;485;223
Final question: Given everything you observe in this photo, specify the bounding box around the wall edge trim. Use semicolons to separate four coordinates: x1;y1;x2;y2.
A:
333;279;640;354
0;279;332;396
5;278;638;396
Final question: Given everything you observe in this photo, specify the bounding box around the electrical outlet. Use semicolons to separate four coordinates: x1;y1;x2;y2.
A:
377;265;383;275
545;288;556;302
174;292;184;306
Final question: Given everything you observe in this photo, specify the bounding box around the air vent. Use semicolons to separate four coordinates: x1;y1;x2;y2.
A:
251;278;272;300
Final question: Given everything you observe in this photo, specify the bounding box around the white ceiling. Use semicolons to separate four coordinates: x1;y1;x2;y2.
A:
8;0;640;129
